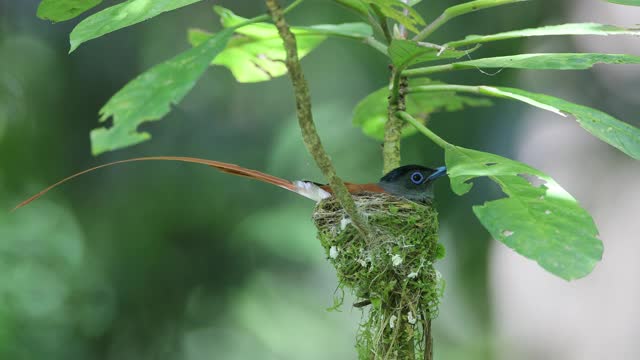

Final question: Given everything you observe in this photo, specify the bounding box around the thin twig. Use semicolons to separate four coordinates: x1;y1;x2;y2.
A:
423;311;433;360
363;37;389;55
264;0;372;239
397;111;450;149
413;13;448;42
413;0;530;42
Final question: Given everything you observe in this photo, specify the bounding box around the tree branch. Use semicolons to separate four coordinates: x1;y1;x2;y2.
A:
265;0;372;238
383;69;407;174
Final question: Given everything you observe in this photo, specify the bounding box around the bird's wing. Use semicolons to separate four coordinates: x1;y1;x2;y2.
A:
320;183;387;195
12;156;328;211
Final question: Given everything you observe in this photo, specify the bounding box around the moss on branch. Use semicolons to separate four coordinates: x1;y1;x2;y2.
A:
383;71;408;174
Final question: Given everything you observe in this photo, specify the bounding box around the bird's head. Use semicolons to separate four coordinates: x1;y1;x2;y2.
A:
377;165;447;203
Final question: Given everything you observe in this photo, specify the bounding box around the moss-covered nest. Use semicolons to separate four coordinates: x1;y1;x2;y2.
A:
313;192;444;359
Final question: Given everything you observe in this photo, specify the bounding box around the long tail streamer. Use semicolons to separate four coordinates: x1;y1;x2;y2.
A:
12;156;303;211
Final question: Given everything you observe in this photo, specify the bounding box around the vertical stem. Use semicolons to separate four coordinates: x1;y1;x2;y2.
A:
424;317;433;360
371;5;392;43
264;0;372;239
382;0;412;174
383;70;407;174
398;0;410;39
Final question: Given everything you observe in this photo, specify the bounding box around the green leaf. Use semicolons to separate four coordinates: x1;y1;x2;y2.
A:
477;86;640;159
408;84;640;159
446;23;640;47
90;29;233;155
362;0;425;33
69;0;202;52
448;53;640;71
301;23;374;38
442;0;531;18
445;145;603;280
353;80;492;140
37;0;102;22
605;0;640;5
414;0;531;41
389;40;475;69
189;7;372;83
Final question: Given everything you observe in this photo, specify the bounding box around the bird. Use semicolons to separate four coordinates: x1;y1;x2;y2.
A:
12;156;447;211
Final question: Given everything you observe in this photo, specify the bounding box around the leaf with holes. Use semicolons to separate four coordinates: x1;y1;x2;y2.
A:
189;6;372;83
445;145;603;280
389;40;476;70
37;0;102;22
90;29;233;155
446;23;640;47
362;0;425;33
353;80;492;140
476;86;640;160
69;0;202;52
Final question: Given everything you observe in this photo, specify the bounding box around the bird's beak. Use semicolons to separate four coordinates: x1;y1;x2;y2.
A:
427;166;447;181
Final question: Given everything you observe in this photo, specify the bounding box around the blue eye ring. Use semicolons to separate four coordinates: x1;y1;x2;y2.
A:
410;171;424;184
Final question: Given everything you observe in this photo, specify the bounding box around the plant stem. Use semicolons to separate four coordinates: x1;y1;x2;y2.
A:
265;0;372;239
383;69;406;174
408;84;480;94
399;0;410;39
403;63;454;77
372;4;393;43
363;37;389;55
423;316;433;360
413;0;530;41
381;0;414;173
235;0;305;28
412;13;448;42
397;111;450;149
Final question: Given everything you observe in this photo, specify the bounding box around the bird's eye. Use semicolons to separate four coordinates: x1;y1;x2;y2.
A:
410;171;424;184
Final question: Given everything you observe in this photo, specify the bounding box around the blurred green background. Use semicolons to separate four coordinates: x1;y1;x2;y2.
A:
1;0;639;359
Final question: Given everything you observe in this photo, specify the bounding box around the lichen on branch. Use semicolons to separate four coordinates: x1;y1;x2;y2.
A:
383;70;408;174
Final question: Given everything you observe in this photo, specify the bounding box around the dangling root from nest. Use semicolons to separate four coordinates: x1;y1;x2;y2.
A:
313;192;444;360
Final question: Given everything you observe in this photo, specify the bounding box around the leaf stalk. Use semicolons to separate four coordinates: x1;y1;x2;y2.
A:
403;63;454;77
396;111;450;149
413;0;530;41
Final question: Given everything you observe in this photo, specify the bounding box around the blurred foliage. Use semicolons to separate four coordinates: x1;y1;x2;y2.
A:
1;0;638;359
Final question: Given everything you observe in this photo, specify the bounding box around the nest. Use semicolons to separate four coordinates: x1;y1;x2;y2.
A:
313;192;444;360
